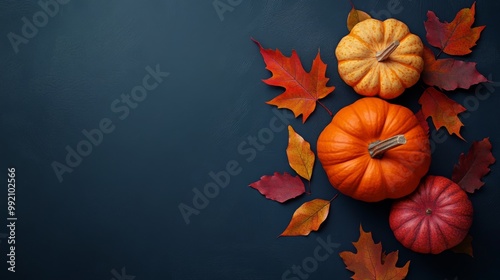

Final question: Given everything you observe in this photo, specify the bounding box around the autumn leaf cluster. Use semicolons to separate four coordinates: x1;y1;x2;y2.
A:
419;2;487;140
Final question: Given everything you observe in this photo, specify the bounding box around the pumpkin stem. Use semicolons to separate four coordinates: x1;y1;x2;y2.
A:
368;134;406;158
376;40;400;62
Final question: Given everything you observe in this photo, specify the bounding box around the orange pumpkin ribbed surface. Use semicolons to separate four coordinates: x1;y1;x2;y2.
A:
335;18;424;99
317;97;431;202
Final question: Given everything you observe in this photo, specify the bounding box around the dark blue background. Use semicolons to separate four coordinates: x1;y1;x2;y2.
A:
1;0;499;279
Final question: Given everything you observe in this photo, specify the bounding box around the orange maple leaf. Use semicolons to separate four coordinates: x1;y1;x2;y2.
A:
425;2;485;56
279;198;331;237
340;225;410;280
418;87;466;140
253;39;334;122
286;126;315;181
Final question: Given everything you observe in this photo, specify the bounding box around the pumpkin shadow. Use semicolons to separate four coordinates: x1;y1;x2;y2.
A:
350;198;393;224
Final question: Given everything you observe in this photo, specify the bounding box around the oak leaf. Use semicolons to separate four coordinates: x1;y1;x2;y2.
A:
253;39;334;122
425;2;485;55
347;7;371;31
422;47;487;91
418;87;466;140
287;126;315;181
279;199;330;237
249;172;305;203
452;137;495;193
340;225;410;280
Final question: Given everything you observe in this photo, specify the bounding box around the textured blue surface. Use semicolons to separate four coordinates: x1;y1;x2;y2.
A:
1;0;499;279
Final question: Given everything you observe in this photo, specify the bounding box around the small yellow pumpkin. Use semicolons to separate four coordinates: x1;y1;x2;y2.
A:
335;18;424;99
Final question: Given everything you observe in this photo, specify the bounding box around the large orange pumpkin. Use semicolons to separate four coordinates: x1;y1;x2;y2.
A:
335;18;424;99
317;97;431;202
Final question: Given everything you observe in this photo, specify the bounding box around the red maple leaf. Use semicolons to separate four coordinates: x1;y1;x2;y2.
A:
415;110;430;135
419;87;466;140
422;47;487;91
452;138;496;193
425;2;485;56
253;39;334;122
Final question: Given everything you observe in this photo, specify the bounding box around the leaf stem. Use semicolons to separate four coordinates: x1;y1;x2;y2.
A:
435;48;443;59
317;100;333;116
329;193;340;203
349;0;355;9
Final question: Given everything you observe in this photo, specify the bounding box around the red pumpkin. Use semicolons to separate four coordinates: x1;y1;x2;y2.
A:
389;176;473;254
